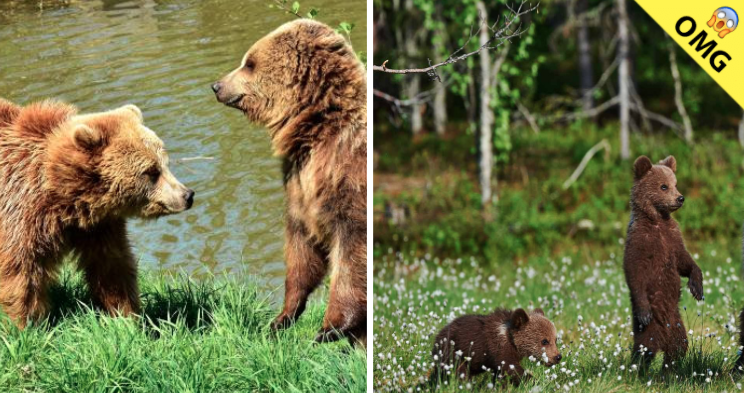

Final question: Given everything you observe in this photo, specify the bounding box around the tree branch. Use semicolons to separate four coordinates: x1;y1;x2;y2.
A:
373;1;539;79
563;139;610;190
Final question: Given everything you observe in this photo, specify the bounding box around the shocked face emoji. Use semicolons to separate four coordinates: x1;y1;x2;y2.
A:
708;7;738;38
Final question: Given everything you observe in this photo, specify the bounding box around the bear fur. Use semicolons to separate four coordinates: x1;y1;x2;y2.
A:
430;308;561;386
623;155;703;366
735;308;744;373
213;20;366;346
0;98;194;327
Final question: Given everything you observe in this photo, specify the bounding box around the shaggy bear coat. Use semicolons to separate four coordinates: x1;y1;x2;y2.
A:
0;98;193;326
623;155;703;366
430;308;561;386
213;20;366;345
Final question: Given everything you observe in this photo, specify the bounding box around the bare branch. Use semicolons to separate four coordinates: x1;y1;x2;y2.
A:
373;1;539;78
516;100;540;134
272;0;303;19
667;38;693;143
563;139;610;190
373;82;451;112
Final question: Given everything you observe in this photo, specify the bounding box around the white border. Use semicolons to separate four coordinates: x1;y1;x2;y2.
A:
366;0;374;390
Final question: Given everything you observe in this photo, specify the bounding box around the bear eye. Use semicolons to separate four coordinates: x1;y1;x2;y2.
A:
244;59;255;71
661;184;668;191
144;165;160;181
541;339;549;346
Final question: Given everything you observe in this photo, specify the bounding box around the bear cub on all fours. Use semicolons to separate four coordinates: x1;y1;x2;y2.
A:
0;98;194;327
430;308;561;387
623;155;703;366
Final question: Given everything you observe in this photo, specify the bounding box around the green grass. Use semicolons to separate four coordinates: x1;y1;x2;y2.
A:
373;124;744;391
0;271;366;392
373;245;744;392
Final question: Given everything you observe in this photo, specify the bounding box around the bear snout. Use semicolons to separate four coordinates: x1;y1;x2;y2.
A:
211;82;222;93
555;354;562;363
677;195;684;204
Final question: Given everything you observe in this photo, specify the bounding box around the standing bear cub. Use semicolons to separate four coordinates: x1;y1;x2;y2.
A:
0;98;194;327
623;155;703;366
213;20;366;345
430;308;561;386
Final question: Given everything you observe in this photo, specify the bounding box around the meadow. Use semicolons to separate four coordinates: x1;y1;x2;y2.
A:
373;124;744;391
0;271;366;392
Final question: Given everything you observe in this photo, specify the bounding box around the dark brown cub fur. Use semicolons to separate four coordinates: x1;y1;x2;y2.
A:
623;155;703;367
430;308;561;387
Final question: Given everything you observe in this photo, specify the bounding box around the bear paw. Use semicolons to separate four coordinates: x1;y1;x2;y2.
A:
688;279;704;301
637;308;652;327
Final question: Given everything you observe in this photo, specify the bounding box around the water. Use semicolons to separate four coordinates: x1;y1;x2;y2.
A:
0;0;366;289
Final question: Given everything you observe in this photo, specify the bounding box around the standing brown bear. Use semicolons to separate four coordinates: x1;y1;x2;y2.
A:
212;20;366;346
0;98;194;327
623;155;703;366
430;308;561;387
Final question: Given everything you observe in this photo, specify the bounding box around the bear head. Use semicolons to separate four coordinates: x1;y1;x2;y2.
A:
212;19;363;128
631;155;684;219
509;308;562;366
38;103;194;226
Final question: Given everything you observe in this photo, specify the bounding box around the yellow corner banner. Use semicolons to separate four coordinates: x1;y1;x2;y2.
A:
634;1;743;108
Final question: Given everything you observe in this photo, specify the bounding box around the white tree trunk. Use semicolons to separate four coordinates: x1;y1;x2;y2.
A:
433;6;448;136
404;0;423;134
668;44;693;143
617;0;630;160
433;80;447;136
477;1;493;210
577;0;594;111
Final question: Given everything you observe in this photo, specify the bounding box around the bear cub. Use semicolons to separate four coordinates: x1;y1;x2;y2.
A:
430;308;561;386
623;155;703;366
0;98;194;327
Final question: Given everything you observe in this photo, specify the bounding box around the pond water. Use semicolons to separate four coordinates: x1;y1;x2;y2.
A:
0;0;366;289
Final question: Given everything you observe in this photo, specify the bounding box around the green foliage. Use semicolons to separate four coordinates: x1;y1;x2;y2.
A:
267;0;364;66
0;271;365;391
374;123;744;264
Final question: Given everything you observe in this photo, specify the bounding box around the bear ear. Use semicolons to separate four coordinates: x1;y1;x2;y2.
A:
511;308;530;331
119;104;143;121
73;124;103;150
532;308;545;316
316;33;347;54
659;156;676;173
633;156;653;180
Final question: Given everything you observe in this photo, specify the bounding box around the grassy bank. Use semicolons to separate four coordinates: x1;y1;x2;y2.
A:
0;271;366;392
373;245;743;392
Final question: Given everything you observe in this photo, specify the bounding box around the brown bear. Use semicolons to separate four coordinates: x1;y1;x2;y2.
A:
623;155;703;367
430;308;561;387
735;309;744;373
0;98;194;327
212;20;366;346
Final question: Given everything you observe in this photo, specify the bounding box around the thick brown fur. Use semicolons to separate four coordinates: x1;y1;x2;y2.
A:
430;308;561;387
0;98;194;327
623;155;703;367
735;308;744;373
213;20;366;346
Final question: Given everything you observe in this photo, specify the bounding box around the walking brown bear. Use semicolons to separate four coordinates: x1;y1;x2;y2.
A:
623;155;703;367
429;308;561;387
212;20;366;346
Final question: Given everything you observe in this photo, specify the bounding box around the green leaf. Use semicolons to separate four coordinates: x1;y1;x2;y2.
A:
291;1;300;14
306;8;319;19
